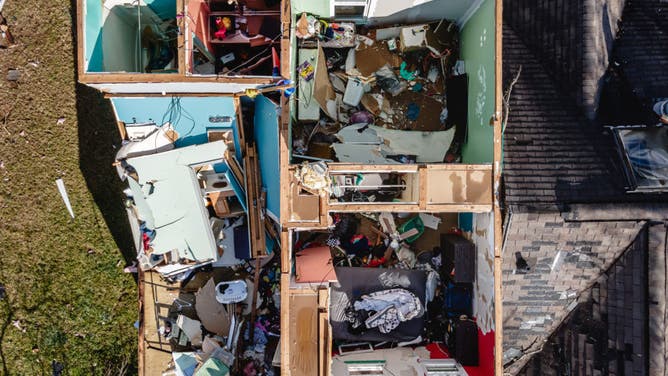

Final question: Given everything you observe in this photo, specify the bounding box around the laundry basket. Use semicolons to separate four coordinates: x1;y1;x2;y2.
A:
398;215;424;243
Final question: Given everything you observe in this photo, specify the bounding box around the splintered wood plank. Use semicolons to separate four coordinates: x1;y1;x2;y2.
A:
279;95;291;227
245;146;266;257
289;293;318;376
280;0;291;79
177;0;185;75
234;97;246;152
140;271;177;376
318;289;331;376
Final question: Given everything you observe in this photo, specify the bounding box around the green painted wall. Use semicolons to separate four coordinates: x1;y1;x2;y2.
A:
292;0;330;17
460;0;495;164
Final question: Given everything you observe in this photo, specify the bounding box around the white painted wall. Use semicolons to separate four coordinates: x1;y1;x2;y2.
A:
102;7;138;72
366;0;480;27
291;0;485;27
470;212;495;334
88;82;263;94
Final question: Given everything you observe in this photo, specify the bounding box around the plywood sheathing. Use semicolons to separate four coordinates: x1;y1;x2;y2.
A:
318;288;332;376
290;292;318;375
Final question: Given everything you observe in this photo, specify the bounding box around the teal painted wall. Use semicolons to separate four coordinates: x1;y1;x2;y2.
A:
144;0;176;19
254;95;280;220
85;0;175;72
110;97;238;151
460;0;495;164
292;0;330;17
85;0;104;71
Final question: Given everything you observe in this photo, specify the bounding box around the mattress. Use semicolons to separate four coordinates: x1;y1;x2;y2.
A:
330;267;427;342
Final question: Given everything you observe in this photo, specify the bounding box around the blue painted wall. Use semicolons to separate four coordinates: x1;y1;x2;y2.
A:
253;95;280;220
111;96;238;149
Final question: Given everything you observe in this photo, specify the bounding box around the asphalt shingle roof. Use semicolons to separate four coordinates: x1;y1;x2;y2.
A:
502;211;646;373
502;26;624;207
614;0;668;102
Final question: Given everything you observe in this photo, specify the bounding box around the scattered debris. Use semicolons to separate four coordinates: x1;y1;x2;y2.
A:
292;18;462;163
515;251;530;273
293;161;331;194
6;69;20;82
123;261;137;273
55;178;75;219
56;117;65;125
12;320;25;332
0;11;14;48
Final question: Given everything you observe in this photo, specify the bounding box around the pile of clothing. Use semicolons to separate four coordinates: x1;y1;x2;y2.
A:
344;288;424;334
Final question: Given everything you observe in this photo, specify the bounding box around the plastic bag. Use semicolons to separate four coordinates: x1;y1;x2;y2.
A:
374;65;406;96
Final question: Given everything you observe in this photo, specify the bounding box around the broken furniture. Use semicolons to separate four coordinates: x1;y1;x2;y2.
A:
201;170;244;217
330;346;470;376
124;141;238;276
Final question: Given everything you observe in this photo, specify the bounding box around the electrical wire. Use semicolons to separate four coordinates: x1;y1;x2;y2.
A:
224;33;282;74
148;96;198;151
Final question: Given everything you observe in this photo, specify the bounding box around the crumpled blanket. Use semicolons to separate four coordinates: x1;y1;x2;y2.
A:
345;288;424;334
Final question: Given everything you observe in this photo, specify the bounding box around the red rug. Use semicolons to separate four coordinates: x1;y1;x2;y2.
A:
424;329;494;376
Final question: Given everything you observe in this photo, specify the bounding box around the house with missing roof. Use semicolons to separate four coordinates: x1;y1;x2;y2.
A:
77;0;508;375
501;0;668;374
76;0;668;374
77;0;289;373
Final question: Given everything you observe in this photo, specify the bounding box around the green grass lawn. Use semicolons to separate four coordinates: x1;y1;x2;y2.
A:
0;1;138;374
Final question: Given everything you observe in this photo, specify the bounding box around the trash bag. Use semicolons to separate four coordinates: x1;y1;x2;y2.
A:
375;65;406;96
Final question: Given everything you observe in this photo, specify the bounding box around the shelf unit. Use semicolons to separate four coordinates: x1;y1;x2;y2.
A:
203;0;281;76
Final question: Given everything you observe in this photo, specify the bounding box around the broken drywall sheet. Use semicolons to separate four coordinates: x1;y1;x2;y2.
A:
332;143;399;164
294;162;331;194
195;279;232;337
334;124;455;163
471;212;495;334
313;46;337;119
371;125;454;162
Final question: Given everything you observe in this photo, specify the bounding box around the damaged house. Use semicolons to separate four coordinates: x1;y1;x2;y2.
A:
107;94;285;375
281;0;503;375
77;0;290;372
77;0;504;375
